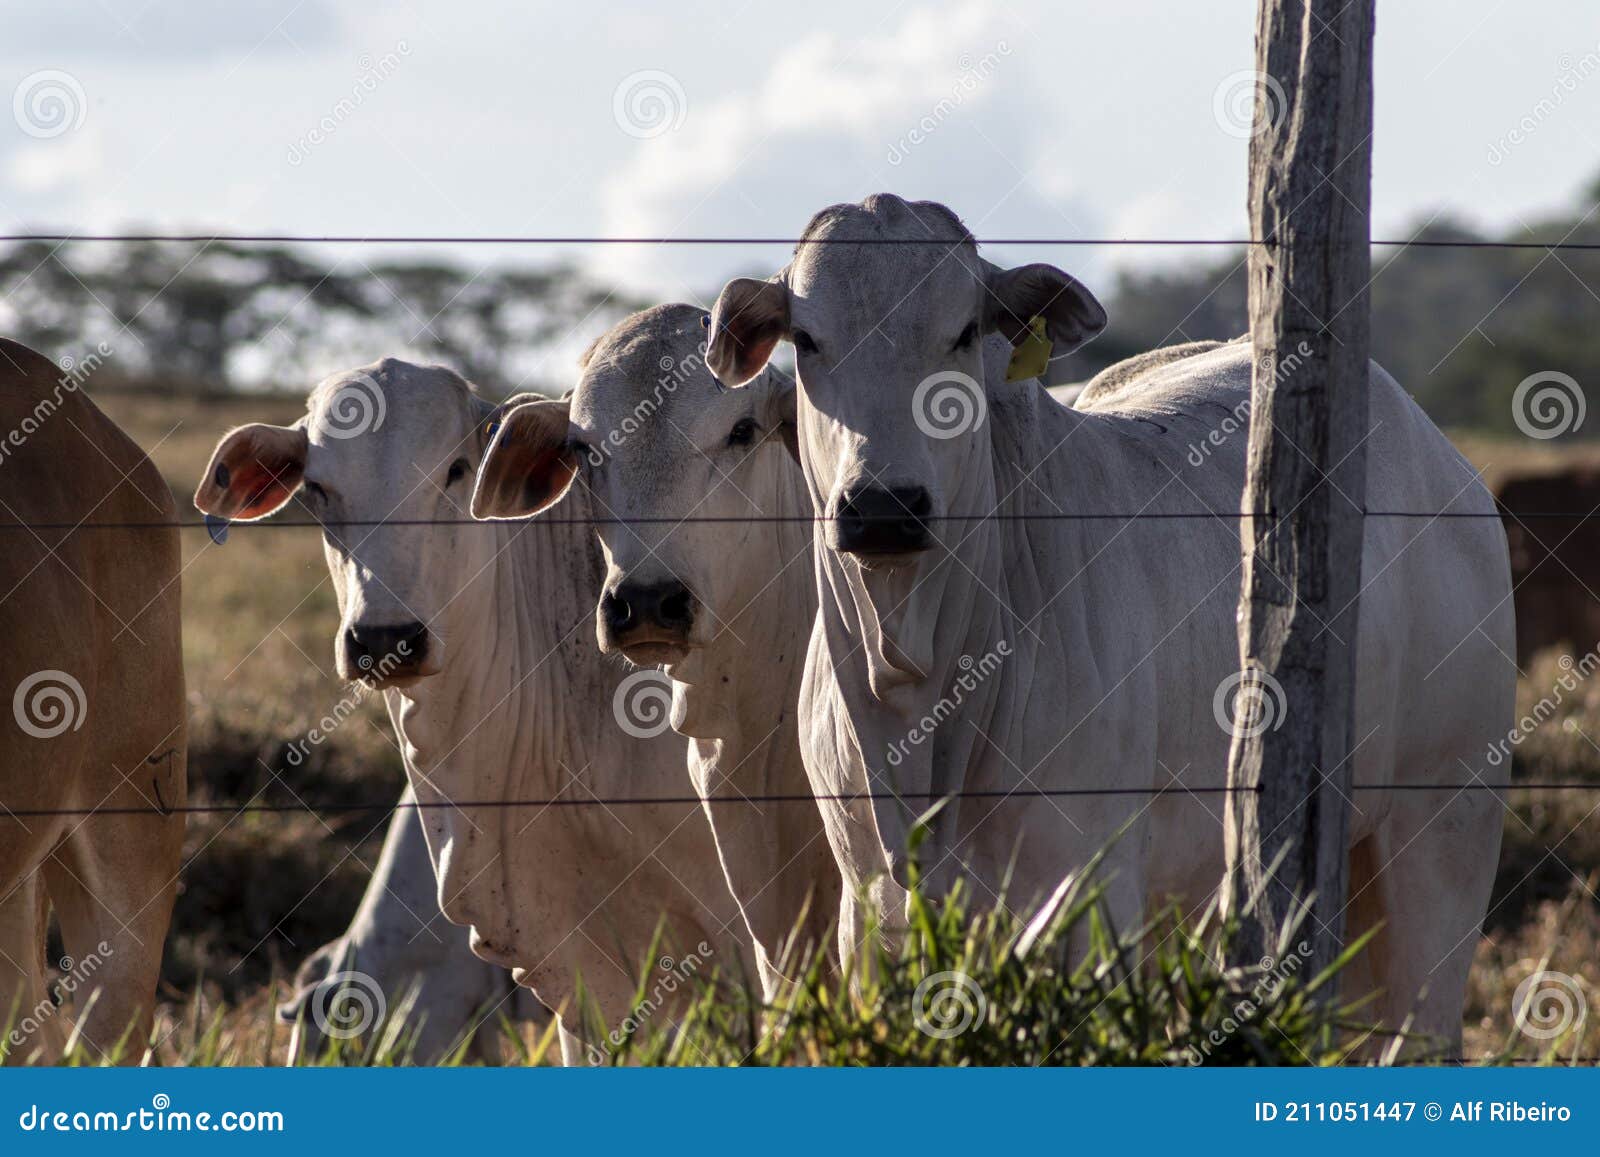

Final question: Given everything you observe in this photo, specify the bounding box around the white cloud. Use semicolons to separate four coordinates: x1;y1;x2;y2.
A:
6;127;105;197
593;1;1045;296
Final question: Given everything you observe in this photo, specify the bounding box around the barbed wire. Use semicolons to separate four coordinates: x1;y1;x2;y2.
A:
3;233;1600;251
4;781;1596;820
1;509;1597;533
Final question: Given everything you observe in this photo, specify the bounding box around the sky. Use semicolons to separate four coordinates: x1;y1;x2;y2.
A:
3;0;1599;306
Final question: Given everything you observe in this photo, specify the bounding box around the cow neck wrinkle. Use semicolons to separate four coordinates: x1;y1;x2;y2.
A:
389;514;595;789
805;381;1059;899
845;448;1003;707
808;444;1007;899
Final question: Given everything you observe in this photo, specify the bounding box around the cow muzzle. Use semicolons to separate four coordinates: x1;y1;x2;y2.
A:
832;484;934;563
598;578;696;665
339;620;435;685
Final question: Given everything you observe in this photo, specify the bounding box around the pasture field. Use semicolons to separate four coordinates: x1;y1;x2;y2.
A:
60;390;1599;1065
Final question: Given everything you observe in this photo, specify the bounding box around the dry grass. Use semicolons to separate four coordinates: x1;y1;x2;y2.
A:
57;396;1600;1063
1461;646;1600;1062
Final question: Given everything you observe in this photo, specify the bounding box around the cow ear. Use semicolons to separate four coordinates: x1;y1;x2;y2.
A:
707;276;789;388
194;422;308;521
983;262;1108;355
472;398;578;520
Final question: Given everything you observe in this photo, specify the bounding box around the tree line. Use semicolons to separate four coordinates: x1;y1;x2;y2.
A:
1070;170;1600;438
0;241;648;397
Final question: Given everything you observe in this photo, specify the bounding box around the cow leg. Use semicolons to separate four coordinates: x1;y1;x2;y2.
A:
0;873;60;1064
1345;794;1499;1058
42;813;183;1064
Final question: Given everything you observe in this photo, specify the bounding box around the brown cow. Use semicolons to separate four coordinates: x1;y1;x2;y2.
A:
1497;467;1600;665
0;338;186;1063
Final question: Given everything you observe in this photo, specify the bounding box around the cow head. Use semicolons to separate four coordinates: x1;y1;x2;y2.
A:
473;304;797;679
705;195;1105;571
195;359;502;688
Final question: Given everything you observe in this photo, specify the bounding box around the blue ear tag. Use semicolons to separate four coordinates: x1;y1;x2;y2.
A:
204;514;230;545
486;419;500;439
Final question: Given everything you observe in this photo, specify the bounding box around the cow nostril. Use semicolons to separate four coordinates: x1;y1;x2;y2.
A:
345;621;428;672
609;581;694;635
658;586;693;627
835;485;934;554
602;591;635;632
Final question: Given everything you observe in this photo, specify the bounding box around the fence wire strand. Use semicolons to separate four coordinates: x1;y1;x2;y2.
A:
4;782;1597;821
6;233;1600;251
0;509;1596;532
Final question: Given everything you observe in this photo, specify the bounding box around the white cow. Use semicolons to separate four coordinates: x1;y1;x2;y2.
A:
194;359;751;1063
278;784;546;1063
472;306;838;996
704;194;1512;1049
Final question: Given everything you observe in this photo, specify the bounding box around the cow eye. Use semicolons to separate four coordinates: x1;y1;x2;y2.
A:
792;329;819;356
952;321;979;352
302;481;328;505
727;418;759;448
446;457;471;487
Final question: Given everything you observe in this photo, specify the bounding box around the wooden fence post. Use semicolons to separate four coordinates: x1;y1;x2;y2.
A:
1222;0;1376;982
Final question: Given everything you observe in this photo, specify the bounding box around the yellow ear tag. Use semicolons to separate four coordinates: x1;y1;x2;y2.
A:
1005;316;1052;383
